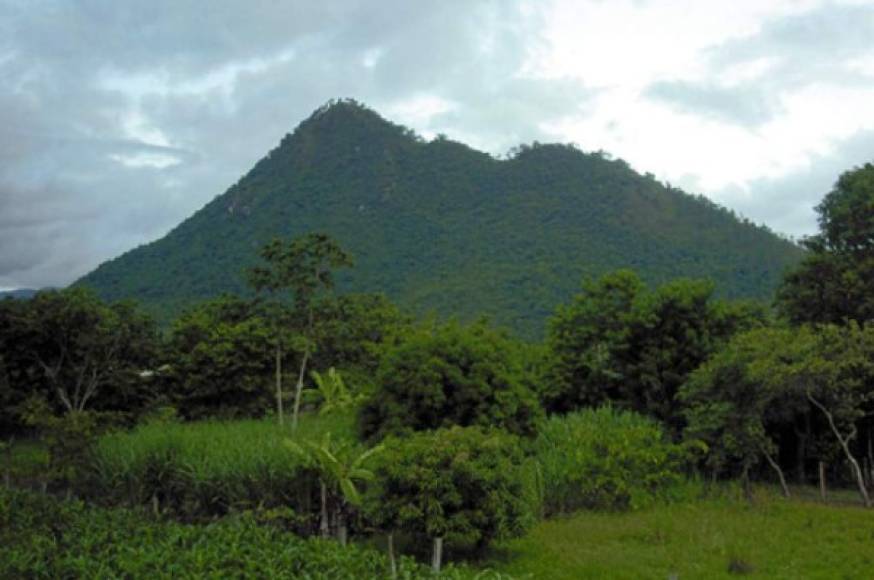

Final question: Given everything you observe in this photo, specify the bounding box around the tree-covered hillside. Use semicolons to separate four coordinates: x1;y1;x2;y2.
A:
76;99;803;337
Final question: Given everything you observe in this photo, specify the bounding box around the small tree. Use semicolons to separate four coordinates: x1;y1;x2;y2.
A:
365;426;534;572
247;234;353;427
284;433;382;544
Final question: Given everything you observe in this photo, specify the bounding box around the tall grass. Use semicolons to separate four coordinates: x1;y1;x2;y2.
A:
533;407;693;515
88;412;357;521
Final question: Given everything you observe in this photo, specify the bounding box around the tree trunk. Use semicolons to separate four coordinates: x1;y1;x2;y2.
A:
275;341;283;426
388;532;397;579
320;480;329;538
291;348;310;431
337;509;348;547
761;447;790;498
741;463;752;501
808;392;871;508
819;461;827;501
432;537;444;573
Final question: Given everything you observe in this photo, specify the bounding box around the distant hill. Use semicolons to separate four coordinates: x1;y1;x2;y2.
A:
76;99;803;337
0;288;40;300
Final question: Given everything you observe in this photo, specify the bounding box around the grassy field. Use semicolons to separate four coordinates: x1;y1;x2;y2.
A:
482;488;873;579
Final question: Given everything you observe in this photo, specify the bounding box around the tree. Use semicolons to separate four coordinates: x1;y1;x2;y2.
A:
548;270;766;433
14;288;157;415
365;426;534;572
357;320;542;441
247;233;353;428
680;327;803;497
305;368;362;416
284;434;382;545
165;295;273;419
777;163;874;324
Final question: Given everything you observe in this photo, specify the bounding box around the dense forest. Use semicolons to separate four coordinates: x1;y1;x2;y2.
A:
2;130;873;575
75;100;803;338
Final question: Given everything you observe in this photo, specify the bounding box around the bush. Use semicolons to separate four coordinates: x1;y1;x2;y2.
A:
366;426;537;556
534;407;692;514
0;487;492;579
358;321;542;441
87;413;356;524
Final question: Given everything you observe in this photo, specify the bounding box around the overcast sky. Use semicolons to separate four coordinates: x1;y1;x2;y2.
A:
2;0;873;290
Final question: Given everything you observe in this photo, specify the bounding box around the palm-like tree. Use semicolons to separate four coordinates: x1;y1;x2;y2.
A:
285;433;382;544
305;367;362;415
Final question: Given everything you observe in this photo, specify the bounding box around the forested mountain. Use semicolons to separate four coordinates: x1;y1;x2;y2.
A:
76;99;803;337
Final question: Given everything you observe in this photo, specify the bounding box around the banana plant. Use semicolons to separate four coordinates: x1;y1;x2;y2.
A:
284;433;383;545
305;367;363;415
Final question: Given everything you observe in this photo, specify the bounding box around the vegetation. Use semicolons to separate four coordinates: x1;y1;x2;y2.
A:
0;487;491;579
3;139;874;577
485;488;874;579
533;408;694;515
358;321;542;441
366;426;535;571
546;270;765;432
778;163;874;325
75;100;802;338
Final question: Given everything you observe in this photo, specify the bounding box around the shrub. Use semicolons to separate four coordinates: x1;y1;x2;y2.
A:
366;426;537;567
534;407;692;514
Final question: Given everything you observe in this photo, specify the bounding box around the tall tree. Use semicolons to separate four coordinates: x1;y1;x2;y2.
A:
247;233;353;428
778;163;874;324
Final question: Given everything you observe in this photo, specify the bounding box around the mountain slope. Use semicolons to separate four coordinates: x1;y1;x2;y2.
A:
77;100;803;337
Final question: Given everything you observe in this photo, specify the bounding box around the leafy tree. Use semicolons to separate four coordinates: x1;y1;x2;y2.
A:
365;426;534;572
680;327;803;497
10;288;157;415
778;163;874;324
547;270;766;432
358;321;542;441
247;233;353;427
165;295;273;419
284;434;382;545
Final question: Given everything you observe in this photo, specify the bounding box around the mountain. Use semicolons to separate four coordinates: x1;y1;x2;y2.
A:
76;99;803;337
0;288;41;300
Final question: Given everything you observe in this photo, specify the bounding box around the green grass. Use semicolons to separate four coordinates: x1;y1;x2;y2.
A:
482;487;874;579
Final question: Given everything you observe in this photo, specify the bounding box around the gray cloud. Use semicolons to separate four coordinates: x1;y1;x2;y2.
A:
0;0;596;289
697;129;874;239
645;2;874;126
646;81;779;126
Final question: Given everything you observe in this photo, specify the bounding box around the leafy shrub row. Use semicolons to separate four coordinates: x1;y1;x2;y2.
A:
0;487;496;579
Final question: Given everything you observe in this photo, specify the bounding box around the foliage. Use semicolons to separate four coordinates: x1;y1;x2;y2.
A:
164;295;274;419
680;327;803;486
533;407;693;515
777;163;874;324
76;100;802;338
88;413;356;523
366;426;536;553
0;288;158;420
0;487;492;579
285;432;382;542
547;270;766;431
358;321;542;440
306;368;364;415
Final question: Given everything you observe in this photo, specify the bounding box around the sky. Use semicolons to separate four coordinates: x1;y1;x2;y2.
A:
2;0;874;290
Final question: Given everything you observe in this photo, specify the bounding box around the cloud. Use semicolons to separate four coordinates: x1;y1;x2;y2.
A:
645;80;779;126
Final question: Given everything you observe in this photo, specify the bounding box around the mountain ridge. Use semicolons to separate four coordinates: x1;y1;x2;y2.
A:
76;99;803;337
